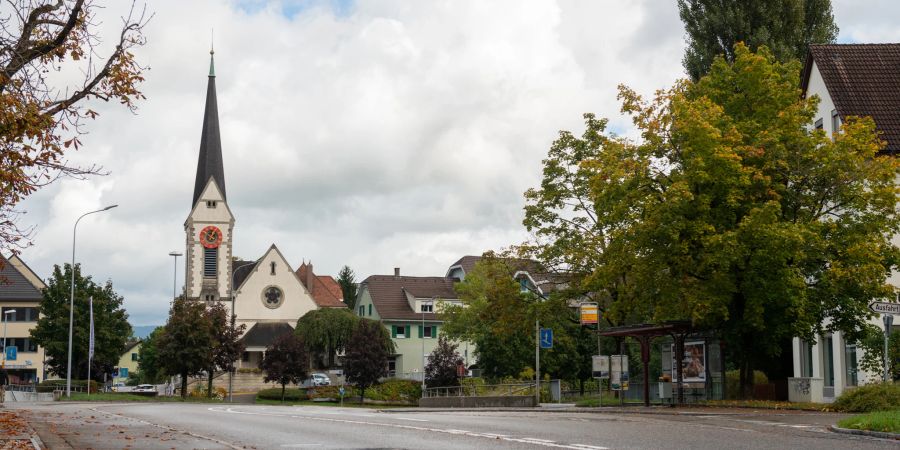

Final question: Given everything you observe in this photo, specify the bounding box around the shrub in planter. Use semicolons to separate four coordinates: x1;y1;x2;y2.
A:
257;388;307;402
833;383;900;413
366;379;421;402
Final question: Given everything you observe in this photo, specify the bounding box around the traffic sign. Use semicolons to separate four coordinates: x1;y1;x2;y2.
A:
580;302;599;325
870;302;900;315
339;386;345;397
5;346;16;361
540;328;553;349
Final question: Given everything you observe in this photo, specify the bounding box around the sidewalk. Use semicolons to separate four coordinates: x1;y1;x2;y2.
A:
0;408;42;449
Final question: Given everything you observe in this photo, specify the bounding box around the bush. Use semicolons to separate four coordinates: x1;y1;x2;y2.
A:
38;379;99;393
308;385;341;400
724;370;768;399
189;384;227;400
833;382;900;413
256;388;307;402
365;378;421;402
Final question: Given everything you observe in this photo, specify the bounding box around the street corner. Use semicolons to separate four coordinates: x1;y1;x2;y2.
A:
0;409;41;449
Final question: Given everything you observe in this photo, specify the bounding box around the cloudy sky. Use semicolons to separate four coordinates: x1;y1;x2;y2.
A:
14;0;900;326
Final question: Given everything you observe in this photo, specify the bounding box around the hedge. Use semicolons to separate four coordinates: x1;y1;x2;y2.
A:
833;383;900;413
257;388;307;401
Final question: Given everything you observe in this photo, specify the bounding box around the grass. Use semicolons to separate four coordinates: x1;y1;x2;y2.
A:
700;399;833;411
59;392;224;403
837;410;900;433
574;396;647;407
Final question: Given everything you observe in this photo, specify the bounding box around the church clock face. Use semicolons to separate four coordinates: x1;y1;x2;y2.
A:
199;225;223;249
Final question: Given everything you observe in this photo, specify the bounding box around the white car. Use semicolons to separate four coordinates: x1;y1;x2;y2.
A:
132;384;157;394
309;373;331;386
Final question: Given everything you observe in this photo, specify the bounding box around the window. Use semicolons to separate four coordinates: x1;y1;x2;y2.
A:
358;305;364;316
131;353;138;361
814;118;823;130
368;304;372;316
845;344;858;387
270;261;276;275
420;325;437;339
823;335;834;387
242;352;249;362
392;325;409;339
420;303;433;313
520;278;529;293
206;200;217;208
2;338;37;353
831;110;841;137
387;357;397;377
1;307;38;322
262;286;284;309
204;247;217;277
799;339;813;377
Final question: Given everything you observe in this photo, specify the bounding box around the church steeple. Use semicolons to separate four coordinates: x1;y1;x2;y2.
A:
193;47;226;206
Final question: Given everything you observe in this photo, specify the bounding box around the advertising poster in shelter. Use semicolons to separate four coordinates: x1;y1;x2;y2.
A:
610;355;629;390
671;341;706;382
592;355;609;379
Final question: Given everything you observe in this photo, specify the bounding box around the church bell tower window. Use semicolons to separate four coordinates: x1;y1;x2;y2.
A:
204;247;218;277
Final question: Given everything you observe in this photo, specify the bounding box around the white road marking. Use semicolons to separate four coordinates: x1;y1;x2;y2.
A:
279;445;322;447
91;407;243;450
210;407;608;449
394;417;429;422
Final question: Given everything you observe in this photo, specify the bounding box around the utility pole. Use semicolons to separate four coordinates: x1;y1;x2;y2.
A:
535;319;540;406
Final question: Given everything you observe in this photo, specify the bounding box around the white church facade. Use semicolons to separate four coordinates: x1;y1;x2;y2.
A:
183;51;345;368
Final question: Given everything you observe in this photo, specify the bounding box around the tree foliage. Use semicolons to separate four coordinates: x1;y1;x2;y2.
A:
204;302;246;397
858;327;900;381
0;0;148;252
678;0;837;80
156;298;213;398
259;332;308;402
441;255;591;382
295;307;358;369
136;326;165;384
337;265;358;309
344;318;394;401
30;263;131;380
424;335;462;388
522;44;900;396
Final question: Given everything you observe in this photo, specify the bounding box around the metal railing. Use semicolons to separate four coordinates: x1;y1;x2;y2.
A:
423;383;535;398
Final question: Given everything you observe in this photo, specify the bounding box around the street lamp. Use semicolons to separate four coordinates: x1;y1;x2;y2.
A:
67;205;117;397
421;297;434;393
3;309;15;370
168;251;183;300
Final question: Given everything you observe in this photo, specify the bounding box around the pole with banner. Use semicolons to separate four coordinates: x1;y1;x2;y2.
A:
870;301;899;382
88;296;94;397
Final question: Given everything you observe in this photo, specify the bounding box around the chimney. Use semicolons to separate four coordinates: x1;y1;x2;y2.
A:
394;267;400;278
307;262;314;294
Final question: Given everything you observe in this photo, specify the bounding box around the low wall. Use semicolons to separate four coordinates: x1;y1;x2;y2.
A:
419;395;536;408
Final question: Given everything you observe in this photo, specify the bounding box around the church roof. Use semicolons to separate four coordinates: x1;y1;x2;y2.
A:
0;255;44;301
241;322;294;348
231;259;257;290
193;50;226;206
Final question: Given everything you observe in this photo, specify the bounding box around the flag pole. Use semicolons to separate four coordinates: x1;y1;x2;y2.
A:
87;296;94;397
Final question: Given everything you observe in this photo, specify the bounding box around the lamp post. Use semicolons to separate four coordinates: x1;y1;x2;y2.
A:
421;297;434;393
3;309;15;371
67;205;118;397
168;251;183;300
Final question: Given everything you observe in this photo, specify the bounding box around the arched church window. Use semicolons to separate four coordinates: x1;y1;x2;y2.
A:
270;261;276;275
262;286;283;309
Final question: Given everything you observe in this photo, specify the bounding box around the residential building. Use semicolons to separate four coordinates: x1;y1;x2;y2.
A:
0;255;46;383
791;43;900;402
447;255;566;299
114;340;141;384
355;268;472;380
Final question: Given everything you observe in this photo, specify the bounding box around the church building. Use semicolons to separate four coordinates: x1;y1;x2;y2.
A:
183;50;345;368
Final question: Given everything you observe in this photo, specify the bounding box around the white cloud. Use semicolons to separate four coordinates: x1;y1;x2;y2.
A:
15;0;897;325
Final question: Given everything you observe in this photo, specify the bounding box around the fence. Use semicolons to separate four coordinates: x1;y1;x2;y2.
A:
423;383;534;398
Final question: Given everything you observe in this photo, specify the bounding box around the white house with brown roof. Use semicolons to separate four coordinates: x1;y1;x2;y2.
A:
355;268;472;380
182;52;345;370
790;43;900;402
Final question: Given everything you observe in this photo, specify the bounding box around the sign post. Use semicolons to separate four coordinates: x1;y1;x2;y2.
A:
870;301;899;382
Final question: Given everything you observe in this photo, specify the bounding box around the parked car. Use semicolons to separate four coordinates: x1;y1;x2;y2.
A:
132;384;158;396
309;373;331;386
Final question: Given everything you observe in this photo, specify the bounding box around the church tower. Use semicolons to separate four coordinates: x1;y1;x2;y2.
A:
184;48;234;303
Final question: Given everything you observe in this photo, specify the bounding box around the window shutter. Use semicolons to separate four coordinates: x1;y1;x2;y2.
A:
368;304;372;316
433;325;438;337
391;325;397;338
405;325;411;338
418;325;423;338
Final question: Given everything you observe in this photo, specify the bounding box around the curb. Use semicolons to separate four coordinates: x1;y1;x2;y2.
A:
829;425;900;440
378;407;743;416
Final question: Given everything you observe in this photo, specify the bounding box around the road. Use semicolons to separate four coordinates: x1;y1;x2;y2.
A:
13;402;898;449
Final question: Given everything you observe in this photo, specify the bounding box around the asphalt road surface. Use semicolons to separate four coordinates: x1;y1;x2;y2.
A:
14;402;898;449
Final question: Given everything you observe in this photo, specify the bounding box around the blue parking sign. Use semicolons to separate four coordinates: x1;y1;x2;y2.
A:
5;346;16;361
540;328;553;349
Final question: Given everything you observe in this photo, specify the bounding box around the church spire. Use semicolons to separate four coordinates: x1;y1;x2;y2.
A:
193;47;226;206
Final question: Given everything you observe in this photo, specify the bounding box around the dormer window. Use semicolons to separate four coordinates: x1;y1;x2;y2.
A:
420;303;433;313
206;200;217;208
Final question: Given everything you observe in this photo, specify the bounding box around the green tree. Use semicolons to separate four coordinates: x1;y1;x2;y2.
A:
678;0;838;80
157;298;213;398
0;1;148;252
337;265;359;310
295;308;358;369
344;319;394;402
204;302;246;398
31;263;132;380
137;327;166;384
858;326;900;381
424;336;462;388
441;255;588;382
524;44;900;397
259;332;309;402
